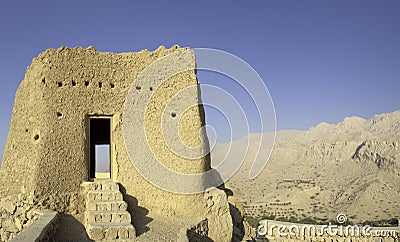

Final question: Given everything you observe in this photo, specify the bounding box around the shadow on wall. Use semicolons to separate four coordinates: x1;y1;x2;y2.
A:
119;184;152;236
187;229;214;242
230;202;246;241
54;213;94;242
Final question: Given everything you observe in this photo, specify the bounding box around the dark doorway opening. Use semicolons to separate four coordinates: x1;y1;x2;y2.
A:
89;117;111;179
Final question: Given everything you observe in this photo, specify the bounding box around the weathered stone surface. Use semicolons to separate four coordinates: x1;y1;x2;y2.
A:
0;194;41;241
0;45;210;217
104;226;118;240
87;225;104;241
3;219;18;233
0;46;237;240
0;199;16;214
11;210;59;242
204;188;233;242
84;180;136;241
242;220;256;241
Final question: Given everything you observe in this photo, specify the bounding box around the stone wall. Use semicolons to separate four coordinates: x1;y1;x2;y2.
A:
2;46;205;214
0;193;40;241
0;45;237;241
11;210;59;242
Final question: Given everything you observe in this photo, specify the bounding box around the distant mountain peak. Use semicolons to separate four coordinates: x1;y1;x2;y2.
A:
341;115;366;123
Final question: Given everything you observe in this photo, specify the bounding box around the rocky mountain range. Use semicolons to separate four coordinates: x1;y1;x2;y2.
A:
211;110;400;224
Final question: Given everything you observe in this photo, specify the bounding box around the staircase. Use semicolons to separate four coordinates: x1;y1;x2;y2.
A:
82;180;136;241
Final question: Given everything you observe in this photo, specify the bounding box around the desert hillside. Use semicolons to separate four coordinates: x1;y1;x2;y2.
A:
212;110;400;225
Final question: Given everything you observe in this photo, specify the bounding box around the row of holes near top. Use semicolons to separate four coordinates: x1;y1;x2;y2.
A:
42;78;115;89
41;78;160;93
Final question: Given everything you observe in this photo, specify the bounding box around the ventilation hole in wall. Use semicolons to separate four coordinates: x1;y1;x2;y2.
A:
57;112;63;118
171;112;177;118
25;129;29;133
98;82;103;88
33;134;39;141
72;80;76;86
149;87;153;91
136;86;141;90
42;78;46;85
85;81;90;87
110;83;115;89
57;82;63;87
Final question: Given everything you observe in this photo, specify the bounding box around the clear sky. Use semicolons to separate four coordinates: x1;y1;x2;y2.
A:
0;1;399;158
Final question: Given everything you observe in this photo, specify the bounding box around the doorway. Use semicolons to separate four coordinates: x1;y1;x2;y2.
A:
89;117;112;179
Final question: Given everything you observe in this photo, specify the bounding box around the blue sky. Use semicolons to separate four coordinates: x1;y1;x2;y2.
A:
1;1;399;157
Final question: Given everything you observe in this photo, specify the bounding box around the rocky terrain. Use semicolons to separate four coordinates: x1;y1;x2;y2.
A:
212;110;400;225
0;192;41;240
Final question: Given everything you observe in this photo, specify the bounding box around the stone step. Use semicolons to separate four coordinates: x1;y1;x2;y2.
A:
96;182;120;192
82;180;120;192
87;190;123;201
86;223;135;241
83;180;136;241
86;211;132;224
87;200;128;212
